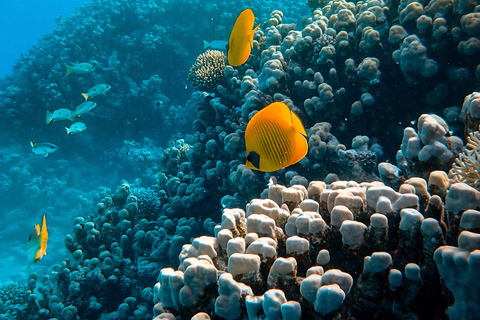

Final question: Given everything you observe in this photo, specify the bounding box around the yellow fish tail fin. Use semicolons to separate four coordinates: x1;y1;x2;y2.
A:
30;141;35;147
40;215;48;256
65;127;71;136
66;64;73;76
81;93;89;101
46;110;53;124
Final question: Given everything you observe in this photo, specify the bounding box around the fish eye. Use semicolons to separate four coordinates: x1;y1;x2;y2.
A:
93;89;97;91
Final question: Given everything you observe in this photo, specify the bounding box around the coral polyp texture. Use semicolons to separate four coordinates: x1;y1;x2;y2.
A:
152;175;480;320
449;126;480;189
188;50;227;92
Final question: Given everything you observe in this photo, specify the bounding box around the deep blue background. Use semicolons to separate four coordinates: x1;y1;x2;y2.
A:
0;0;86;78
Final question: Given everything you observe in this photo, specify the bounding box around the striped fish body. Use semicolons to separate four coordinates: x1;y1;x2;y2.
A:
245;102;308;172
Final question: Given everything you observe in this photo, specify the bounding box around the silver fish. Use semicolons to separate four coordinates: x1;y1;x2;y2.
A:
30;141;59;157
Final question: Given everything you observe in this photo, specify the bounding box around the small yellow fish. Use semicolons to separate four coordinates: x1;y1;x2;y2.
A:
30;141;59;157
227;8;260;67
81;84;111;101
65;122;87;135
46;108;76;124
245;102;308;172
26;215;48;268
66;62;95;75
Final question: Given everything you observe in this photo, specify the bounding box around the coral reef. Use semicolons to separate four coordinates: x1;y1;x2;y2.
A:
188;50;227;92
152;173;480;319
1;0;480;318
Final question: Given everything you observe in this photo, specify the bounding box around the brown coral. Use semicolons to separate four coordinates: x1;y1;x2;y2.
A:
188;50;226;92
449;126;480;189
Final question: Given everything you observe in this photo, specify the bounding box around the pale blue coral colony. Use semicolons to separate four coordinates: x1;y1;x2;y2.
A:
0;0;480;319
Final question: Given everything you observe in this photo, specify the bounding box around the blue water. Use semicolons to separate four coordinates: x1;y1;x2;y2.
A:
0;0;85;78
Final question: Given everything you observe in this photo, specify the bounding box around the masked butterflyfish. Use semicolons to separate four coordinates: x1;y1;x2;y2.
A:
46;108;76;124
65;62;95;76
227;8;260;67
30;141;59;157
245;102;308;172
26;215;48;268
81;84;111;101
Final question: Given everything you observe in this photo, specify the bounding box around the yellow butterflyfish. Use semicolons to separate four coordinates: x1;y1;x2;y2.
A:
26;215;48;268
245;102;308;172
227;8;260;67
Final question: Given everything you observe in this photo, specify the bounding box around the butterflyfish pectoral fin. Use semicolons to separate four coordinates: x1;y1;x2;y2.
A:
289;109;307;137
249;24;260;49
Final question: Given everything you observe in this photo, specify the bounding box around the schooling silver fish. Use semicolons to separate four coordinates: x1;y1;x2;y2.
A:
30;141;59;157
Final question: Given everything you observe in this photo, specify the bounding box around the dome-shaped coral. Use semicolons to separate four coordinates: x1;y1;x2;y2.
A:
188;50;227;92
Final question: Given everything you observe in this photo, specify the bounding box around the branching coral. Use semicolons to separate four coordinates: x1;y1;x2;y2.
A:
449;126;480;189
188;50;227;92
131;187;163;219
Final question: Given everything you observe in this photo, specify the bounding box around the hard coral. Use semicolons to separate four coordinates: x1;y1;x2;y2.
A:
449;126;480;189
0;281;26;305
188;50;227;92
153;175;477;320
131;187;163;219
